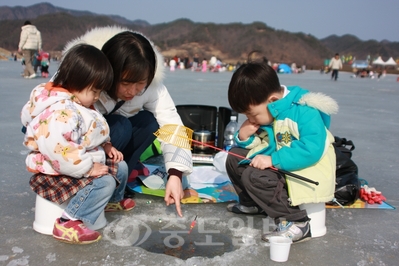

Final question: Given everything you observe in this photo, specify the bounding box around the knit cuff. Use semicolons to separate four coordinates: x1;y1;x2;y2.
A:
167;168;183;181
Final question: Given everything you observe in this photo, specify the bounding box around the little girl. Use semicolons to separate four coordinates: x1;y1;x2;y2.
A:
21;44;135;244
38;51;50;78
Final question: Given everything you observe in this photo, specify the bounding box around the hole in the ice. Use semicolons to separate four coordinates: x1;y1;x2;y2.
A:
103;216;266;260
138;228;237;259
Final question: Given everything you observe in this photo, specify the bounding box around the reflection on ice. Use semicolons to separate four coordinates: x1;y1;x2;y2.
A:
140;229;235;260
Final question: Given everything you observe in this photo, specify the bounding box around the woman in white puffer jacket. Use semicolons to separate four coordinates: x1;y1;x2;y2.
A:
63;26;193;217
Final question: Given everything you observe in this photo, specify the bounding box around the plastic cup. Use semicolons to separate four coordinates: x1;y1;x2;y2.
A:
269;236;292;262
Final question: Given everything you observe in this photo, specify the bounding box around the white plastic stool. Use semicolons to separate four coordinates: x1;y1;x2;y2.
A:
33;194;107;235
299;202;326;238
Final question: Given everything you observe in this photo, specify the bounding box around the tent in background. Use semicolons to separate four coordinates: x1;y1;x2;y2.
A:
372;56;385;65
277;63;292;73
384;57;397;66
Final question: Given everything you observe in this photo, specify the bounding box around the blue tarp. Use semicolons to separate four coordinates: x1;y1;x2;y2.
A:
278;63;292;73
352;60;369;68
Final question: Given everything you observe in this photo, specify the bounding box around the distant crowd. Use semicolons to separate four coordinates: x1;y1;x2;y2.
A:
164;54;306;74
164;54;236;72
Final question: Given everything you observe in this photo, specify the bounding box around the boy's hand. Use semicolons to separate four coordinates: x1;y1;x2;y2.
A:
104;144;124;162
250;154;272;170
238;119;260;140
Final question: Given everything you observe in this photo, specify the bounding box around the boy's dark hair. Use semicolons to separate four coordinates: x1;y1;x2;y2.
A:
24;20;31;25
101;31;156;100
228;62;281;113
53;44;113;92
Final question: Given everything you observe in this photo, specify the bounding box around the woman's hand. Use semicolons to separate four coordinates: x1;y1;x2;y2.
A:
164;175;184;217
250;154;272;170
104;143;124;162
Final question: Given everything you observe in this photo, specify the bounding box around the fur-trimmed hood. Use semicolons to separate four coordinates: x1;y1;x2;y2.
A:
272;86;338;129
62;26;165;89
298;91;339;115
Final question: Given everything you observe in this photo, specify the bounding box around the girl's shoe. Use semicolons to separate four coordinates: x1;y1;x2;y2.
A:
52;218;101;244
105;198;136;212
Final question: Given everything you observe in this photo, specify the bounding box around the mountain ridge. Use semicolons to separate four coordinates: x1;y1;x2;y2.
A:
1;2;398;68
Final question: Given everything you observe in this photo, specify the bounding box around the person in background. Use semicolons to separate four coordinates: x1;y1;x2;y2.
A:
62;27;193;217
183;55;189;69
209;55;217;69
225;61;338;243
21;44;134;244
202;58;208;72
18;20;42;79
33;51;41;74
173;55;179;66
328;53;343;81
169;57;176;71
39;51;50;78
192;53;199;71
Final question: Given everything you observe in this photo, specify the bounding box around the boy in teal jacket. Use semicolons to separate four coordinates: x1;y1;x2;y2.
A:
226;62;338;243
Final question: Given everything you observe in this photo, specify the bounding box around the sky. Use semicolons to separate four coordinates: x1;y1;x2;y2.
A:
1;0;398;42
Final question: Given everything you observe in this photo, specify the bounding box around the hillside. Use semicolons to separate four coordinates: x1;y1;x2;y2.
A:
0;13;330;67
320;35;399;61
0;2;149;26
137;19;332;66
1;2;398;68
0;12;127;51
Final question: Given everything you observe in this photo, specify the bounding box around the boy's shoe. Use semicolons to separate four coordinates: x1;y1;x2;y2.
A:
261;220;311;244
28;73;36;79
105;198;135;212
227;202;265;215
52;218;101;244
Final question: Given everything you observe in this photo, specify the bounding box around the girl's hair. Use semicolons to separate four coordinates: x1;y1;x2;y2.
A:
101;31;156;100
53;44;113;92
228;62;281;113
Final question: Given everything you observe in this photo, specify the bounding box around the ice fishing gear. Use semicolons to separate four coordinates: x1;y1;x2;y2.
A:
154;124;318;186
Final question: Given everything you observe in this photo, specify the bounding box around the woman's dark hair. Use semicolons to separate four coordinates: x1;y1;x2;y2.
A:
101;31;156;100
228;62;281;113
53;44;113;92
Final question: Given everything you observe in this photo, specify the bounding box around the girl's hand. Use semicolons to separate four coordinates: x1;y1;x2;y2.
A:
104;144;124;162
90;162;109;177
250;154;272;170
238;119;260;141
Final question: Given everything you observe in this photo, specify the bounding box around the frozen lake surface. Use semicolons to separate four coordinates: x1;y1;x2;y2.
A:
1;60;398;265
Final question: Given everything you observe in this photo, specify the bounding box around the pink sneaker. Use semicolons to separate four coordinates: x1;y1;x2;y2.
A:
105;198;136;212
52;218;101;244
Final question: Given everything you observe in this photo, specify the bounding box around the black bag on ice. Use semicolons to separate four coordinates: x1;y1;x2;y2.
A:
327;136;361;206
